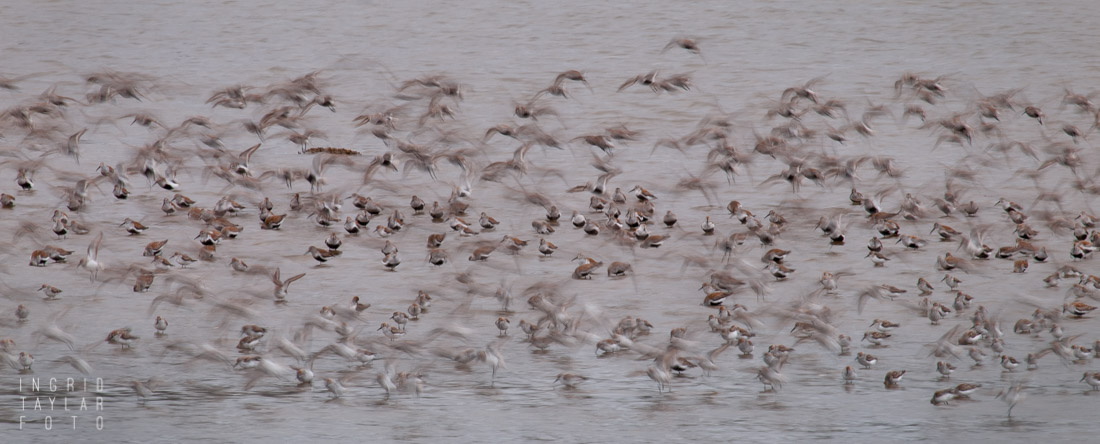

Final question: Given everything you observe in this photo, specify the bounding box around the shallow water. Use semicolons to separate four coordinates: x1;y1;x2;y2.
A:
1;0;1100;442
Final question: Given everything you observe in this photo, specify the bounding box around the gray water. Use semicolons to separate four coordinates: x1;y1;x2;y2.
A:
1;0;1100;441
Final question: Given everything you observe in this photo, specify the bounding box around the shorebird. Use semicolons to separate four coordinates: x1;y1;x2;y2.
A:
469;245;495;261
968;347;986;366
606;261;633;277
995;382;1026;418
596;338;621;356
866;251;889;267
554;373;589;389
306;246;341;264
856;352;877;369
168;252;196;267
39;284;62;300
382;253;401;270
390;312;409;331
764;263;795;280
937;361;956;378
883;370;906;387
538;238;557;256
479;212;500;229
325;233;342;250
427;248;448;266
377;323;404;341
77;233;105;281
870;319;900;332
931;388;957;406
863;331;892;347
120;218;148;235
917;277;935;295
756;366;784;392
16;352;33;371
867;236;883;252
954;383;981;398
572;255;604;279
1064;300;1097;317
323;377;346;399
1082;372;1100;390
271;268;306;302
942;274;962;290
351;296;370;312
106;328;139;349
229;257;249;272
663;37;701;55
897;234;926;249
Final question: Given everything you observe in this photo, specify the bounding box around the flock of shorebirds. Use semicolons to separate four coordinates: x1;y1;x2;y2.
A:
2;38;1100;418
